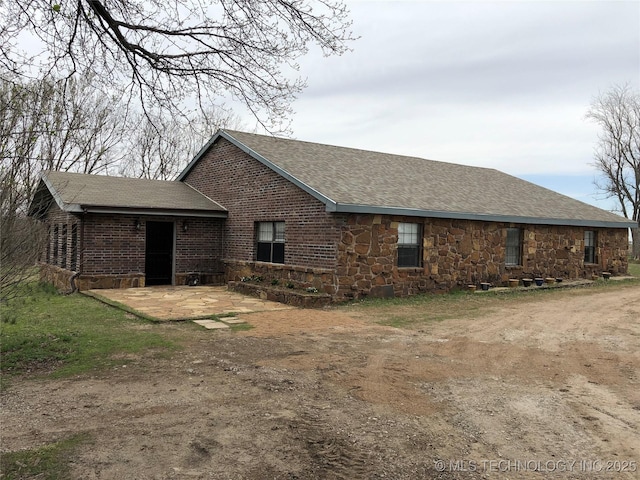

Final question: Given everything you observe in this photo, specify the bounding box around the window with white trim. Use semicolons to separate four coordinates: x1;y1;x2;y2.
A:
256;221;285;263
397;222;421;267
505;228;522;265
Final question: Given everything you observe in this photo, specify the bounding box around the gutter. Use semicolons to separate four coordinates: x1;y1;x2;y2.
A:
327;203;637;229
66;205;228;218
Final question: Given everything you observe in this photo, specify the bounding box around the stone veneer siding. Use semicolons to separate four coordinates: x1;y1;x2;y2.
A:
335;214;630;300
39;203;224;290
183;137;342;286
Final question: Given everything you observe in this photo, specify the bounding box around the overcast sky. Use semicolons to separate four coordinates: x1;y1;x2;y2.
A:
245;0;640;214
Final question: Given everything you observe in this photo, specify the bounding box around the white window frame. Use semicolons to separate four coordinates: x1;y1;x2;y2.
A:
397;222;421;268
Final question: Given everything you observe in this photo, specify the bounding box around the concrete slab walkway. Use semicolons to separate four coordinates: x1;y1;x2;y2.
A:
84;285;293;321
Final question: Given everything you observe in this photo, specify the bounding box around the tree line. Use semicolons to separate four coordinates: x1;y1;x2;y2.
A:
0;74;242;302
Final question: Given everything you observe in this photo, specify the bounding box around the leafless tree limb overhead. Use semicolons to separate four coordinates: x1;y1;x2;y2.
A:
1;0;354;130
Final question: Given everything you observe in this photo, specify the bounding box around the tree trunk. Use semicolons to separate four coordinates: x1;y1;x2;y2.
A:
632;227;640;261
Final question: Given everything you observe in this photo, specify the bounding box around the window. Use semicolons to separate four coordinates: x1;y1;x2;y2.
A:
505;228;522;265
61;224;67;269
584;230;597;264
53;225;59;266
397;222;421;267
256;222;285;263
46;225;51;263
71;224;78;271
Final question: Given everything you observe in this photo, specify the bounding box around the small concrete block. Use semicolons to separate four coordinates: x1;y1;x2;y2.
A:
193;320;229;329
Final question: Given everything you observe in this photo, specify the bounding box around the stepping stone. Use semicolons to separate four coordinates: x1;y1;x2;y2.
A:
193;320;229;329
221;318;246;324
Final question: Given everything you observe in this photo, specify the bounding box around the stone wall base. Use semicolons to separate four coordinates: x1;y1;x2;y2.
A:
75;274;145;290
39;264;146;291
228;281;332;308
39;264;76;292
224;259;337;295
40;264;231;291
175;272;225;286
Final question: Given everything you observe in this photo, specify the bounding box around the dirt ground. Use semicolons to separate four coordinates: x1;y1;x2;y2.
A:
2;286;640;479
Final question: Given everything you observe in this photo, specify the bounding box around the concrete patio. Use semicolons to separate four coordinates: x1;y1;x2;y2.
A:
84;285;293;321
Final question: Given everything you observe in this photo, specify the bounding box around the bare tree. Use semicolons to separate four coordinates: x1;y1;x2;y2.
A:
2;0;354;131
0;215;47;304
0;75;245;301
0;76;127;215
38;77;128;175
0;75;128;302
119;106;245;180
586;84;640;259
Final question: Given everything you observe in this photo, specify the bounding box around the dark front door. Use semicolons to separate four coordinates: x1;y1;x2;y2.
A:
145;221;173;285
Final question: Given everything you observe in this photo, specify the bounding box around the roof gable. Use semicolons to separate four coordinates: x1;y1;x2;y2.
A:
178;129;635;229
28;171;227;218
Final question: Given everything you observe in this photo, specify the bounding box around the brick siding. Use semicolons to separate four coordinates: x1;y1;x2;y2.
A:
41;203;81;272
183;138;341;270
40;204;224;289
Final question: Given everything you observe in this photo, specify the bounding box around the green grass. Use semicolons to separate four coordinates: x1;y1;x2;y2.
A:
0;433;89;480
628;261;640;277
0;282;178;384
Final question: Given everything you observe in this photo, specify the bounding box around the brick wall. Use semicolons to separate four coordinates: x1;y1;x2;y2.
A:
82;214;146;275
335;214;630;300
40;204;224;289
183;138;341;272
82;214;224;280
174;216;225;285
41;203;81;272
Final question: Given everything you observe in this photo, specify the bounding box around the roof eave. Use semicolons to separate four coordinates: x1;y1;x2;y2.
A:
81;206;228;218
28;175;79;218
329;203;636;229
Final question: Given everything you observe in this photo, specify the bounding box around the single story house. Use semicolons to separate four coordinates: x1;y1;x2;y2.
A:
29;129;635;301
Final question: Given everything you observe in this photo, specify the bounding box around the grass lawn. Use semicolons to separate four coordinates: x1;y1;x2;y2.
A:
628;261;640;277
0;282;182;478
0;282;178;384
0;434;89;480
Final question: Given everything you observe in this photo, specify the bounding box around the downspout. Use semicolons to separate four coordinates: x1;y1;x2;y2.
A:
68;271;81;294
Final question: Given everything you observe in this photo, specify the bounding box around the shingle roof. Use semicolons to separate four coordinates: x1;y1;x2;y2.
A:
179;129;635;228
29;171;227;218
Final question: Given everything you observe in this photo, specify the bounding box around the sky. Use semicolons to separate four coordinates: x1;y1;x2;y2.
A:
243;0;640;216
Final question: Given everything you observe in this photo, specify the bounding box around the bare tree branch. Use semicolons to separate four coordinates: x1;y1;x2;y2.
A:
1;0;355;131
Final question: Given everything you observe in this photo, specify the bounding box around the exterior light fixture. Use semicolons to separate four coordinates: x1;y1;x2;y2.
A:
183;220;188;232
135;219;142;231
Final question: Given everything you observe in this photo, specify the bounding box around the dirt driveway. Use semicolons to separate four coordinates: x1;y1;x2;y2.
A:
2;286;640;479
